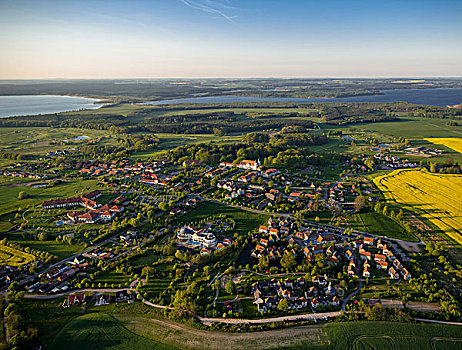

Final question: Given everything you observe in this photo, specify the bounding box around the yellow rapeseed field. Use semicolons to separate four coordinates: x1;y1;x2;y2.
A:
374;168;462;245
0;245;35;266
425;137;462;154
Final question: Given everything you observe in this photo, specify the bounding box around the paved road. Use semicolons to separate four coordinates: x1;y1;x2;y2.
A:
342;257;363;312
24;288;128;299
414;318;462;326
17;233;119;288
197;310;341;325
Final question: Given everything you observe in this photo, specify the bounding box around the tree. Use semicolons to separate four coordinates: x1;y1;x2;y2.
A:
280;253;297;270
17;191;29;200
278;298;289;312
225;280;236;295
354;195;366;212
382;205;388;216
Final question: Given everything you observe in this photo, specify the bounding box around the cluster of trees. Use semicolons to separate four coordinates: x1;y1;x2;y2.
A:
372;202;412;233
316;104;399;125
1;283;39;350
409;274;461;318
0;239;56;264
429;159;462;174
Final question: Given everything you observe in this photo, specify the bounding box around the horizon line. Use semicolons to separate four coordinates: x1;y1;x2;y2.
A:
1;76;462;81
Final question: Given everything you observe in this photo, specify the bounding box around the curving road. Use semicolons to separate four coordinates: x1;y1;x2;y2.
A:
197;310;341;325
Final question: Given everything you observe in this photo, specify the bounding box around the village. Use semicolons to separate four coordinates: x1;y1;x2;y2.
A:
0;144;456;329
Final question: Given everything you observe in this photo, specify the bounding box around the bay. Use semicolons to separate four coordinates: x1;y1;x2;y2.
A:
0;95;102;118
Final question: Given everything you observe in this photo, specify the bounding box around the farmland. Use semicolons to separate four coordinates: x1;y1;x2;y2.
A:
0;244;35;266
49;313;174;350
113;313;327;350
374;168;462;245
318;321;462;350
425;137;462;154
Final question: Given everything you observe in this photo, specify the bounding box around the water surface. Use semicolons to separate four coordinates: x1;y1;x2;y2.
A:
0;95;102;118
143;88;462;107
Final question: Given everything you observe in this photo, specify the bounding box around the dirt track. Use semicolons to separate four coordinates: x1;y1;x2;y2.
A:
114;314;328;350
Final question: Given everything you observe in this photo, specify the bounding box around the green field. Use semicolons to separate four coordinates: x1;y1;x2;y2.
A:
356;210;418;242
329;117;462;139
318;321;462;350
10;240;86;260
0;127;120;154
0;244;35;266
175;201;267;236
49;313;175;350
93;270;132;288
0;179;101;217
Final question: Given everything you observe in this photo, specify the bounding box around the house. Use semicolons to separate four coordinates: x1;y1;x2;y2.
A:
363;266;371;278
388;267;399;279
360;251;371;260
78;211;100;224
182;159;202;167
100;210;116;221
289;192;302;202
262;168;279;178
364;237;374;245
374;254;386;262
402;268;412;280
238;160;260;170
254;297;267;313
313;246;324;255
169;207;182;216
376;261;388;270
116;290;134;303
345;249;354;259
311;298;320;308
95;294;111;306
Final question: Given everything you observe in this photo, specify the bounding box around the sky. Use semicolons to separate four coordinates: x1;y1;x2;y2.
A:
0;0;461;78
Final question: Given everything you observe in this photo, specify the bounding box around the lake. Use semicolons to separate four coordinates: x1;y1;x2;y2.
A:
143;88;462;107
0;95;103;118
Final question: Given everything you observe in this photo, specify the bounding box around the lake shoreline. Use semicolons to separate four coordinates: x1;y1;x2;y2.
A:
0;95;103;118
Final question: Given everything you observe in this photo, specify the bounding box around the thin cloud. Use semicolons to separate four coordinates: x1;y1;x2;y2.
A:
180;0;237;24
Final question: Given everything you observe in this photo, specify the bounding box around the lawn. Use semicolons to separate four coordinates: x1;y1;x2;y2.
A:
9;240;86;260
0;244;35;266
357;210;418;242
138;276;171;300
49;312;174;350
0;179;101;217
176;201;267;236
93;270;132;288
374;168;462;245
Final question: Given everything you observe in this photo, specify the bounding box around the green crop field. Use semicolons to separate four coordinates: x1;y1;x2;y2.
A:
345;117;462;139
49;313;175;350
318;321;462;350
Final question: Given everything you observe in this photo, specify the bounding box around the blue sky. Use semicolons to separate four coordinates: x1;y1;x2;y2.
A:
0;0;461;78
